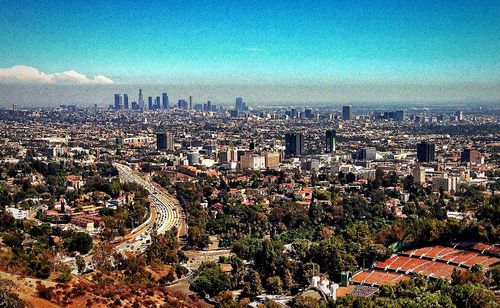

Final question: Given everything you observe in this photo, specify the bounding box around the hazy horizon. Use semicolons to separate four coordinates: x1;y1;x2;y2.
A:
1;82;499;108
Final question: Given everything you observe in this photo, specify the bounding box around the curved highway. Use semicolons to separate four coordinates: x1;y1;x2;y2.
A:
113;163;183;253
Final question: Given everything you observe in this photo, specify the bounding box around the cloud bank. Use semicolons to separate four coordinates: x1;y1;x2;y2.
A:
0;65;113;84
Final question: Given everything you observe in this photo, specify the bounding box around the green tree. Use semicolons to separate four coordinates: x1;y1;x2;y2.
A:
187;226;211;249
190;262;231;297
75;255;86;273
266;276;283;295
241;270;263;297
67;232;93;254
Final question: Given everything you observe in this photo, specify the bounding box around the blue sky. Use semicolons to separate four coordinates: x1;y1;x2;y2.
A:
0;0;499;85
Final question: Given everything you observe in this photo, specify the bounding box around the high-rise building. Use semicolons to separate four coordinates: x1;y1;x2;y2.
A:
455;110;464;121
155;96;161;109
165;132;174;150
302;159;320;171
156;132;174;150
290;108;299;119
178;99;188;110
325;130;336;153
194;103;203;112
394;110;404;121
235;97;247;111
218;151;230;163
342;105;352;121
148;96;153;110
461;148;482;164
413;166;426;184
162;93;169;109
304;108;313;119
156;133;167;150
285;133;304;156
358;147;377;160
187;152;200;165
379;110;405;121
189;96;193;110
114;94;122;110
123;94;129;109
240;154;266;170
434;175;457;192
417;141;436;163
138;89;144;110
235;97;243;111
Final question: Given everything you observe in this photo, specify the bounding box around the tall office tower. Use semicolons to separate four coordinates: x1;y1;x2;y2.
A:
156;133;167;149
189;96;193;110
178;99;188;110
417;141;436;163
155;96;161;109
123;94;129;109
290;108;298;118
165;132;174;150
358;147;377;160
394;110;405;121
206;101;212;112
235;97;243;111
455;110;464;121
138;89;145;110
342;105;352;120
114;94;122;110
461;148;482;164
194;103;203;112
148;96;153;110
162;92;169;109
304;108;313;119
325;129;336;153
285;133;304;156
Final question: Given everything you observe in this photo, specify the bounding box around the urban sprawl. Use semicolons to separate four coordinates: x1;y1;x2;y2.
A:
0;91;499;307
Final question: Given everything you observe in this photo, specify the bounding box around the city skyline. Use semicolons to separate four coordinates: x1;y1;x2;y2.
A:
1;83;500;107
0;0;499;105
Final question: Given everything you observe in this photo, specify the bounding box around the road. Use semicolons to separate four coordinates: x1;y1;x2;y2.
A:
113;163;185;253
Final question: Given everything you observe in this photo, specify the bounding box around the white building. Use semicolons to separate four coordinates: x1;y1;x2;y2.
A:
6;207;29;220
413;166;426;184
240;154;266;170
434;175;458;192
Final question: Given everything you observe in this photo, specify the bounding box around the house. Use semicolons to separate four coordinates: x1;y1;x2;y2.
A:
6;207;29;220
219;263;233;273
66;175;85;190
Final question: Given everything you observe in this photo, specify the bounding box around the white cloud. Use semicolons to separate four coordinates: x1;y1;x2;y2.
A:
0;65;54;83
0;65;113;84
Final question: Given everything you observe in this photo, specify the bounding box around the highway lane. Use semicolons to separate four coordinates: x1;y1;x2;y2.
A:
113;163;182;253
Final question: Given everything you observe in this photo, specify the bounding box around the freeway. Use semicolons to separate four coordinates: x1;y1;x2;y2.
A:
113;163;184;253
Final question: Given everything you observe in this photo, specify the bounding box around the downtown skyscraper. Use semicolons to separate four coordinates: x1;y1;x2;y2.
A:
285;132;304;156
342;105;352;121
325;130;336;153
138;89;145;110
162;93;169;109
